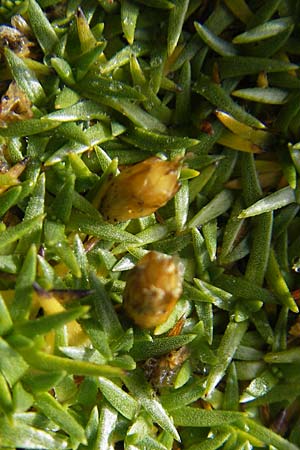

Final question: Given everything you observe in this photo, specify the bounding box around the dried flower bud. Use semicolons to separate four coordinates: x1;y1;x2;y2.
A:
11;15;33;37
0;25;32;59
0;81;33;126
0;156;28;194
123;251;183;329
144;346;189;388
100;157;181;223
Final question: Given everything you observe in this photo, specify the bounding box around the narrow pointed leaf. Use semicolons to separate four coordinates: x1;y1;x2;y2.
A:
28;0;59;54
98;377;138;420
4;48;46;105
34;392;87;445
239;186;296;218
167;0;189;55
193;74;264;128
123;370;180;441
233;18;294;44
194;21;238;56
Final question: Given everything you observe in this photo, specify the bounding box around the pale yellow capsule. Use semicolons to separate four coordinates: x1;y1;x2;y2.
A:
123;251;183;329
100;157;181;223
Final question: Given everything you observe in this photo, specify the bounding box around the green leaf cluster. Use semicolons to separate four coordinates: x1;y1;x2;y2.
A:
0;0;300;448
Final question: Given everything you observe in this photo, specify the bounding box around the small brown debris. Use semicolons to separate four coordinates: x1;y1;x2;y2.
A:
0;81;33;126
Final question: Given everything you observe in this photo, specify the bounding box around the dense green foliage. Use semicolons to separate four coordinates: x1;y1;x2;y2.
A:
0;0;300;448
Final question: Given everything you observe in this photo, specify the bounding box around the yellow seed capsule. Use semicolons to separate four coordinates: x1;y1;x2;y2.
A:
100;157;181;223
123;251;183;329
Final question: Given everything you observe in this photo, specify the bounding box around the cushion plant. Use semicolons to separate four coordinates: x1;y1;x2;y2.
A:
0;0;300;448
